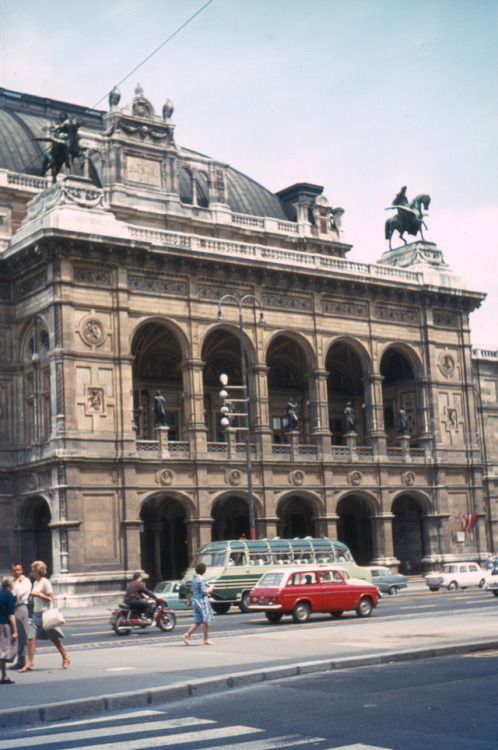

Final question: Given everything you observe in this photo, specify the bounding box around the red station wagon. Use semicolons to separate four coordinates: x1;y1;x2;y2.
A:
248;567;379;623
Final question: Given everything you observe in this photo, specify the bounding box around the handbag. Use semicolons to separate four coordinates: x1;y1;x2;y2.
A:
42;606;65;630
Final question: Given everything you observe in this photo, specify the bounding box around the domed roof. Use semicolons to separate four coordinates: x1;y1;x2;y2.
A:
0;87;289;220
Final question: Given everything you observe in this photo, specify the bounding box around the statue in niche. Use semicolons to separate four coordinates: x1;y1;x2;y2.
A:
153;391;167;427
398;405;409;435
385;186;431;250
343;402;356;434
285;399;299;431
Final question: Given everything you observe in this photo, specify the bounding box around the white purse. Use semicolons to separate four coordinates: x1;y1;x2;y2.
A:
42;607;65;630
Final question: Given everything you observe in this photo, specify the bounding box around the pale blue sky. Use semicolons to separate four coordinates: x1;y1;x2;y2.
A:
1;0;497;345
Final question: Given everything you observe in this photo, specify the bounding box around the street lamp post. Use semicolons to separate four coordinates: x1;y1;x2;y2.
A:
217;294;265;540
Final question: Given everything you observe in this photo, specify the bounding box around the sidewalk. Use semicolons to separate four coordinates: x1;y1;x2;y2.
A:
2;585;497;728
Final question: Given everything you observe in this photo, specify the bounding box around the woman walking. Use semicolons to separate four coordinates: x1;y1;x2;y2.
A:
183;562;214;645
0;577;18;684
19;561;70;672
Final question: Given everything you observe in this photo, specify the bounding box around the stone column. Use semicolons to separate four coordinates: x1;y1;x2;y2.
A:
314;514;339;539
187;517;213;553
370;513;398;566
345;432;358;462
421;513;452;566
251;362;273;455
309;367;332;454
259;515;279;539
155;425;170;458
363;373;387;456
122;519;142;571
181;358;207;455
150;522;163;583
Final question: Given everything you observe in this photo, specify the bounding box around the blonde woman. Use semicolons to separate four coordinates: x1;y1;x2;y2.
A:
19;561;70;672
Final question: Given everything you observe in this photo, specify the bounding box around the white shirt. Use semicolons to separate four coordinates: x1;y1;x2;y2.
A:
12;575;32;606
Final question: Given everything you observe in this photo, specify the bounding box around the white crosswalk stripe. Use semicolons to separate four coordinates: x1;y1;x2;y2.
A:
0;709;393;749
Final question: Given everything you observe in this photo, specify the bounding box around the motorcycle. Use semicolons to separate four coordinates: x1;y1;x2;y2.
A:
110;597;176;636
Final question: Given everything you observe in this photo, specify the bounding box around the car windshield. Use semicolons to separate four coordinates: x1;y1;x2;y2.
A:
443;565;458;573
258;572;285;587
154;582;172;593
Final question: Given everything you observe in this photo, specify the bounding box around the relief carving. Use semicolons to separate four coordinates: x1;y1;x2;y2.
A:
263;291;312;312
289;469;305;486
438;352;456;378
86;387;105;414
80;317;106;347
347;470;363;486
322;298;367;318
74;266;111;287
433;309;457;327
128;274;187;296
374;305;419;324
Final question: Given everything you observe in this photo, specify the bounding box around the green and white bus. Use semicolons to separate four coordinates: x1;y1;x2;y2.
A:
181;538;371;613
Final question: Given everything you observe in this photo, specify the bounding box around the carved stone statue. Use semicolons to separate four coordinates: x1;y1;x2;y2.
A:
398;405;408;435
344;402;356;434
286;399;299;431
153;391;167;427
109;87;121;108
385;187;431;250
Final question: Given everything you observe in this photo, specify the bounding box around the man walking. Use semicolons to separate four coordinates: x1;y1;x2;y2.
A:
10;563;31;670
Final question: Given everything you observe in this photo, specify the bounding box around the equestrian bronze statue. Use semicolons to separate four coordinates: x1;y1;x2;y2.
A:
37;113;87;182
385;186;431;250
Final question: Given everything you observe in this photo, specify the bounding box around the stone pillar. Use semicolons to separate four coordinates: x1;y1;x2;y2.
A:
421;513;452;566
289;430;299;461
187;517;213;553
316;514;339;539
370;513;398;566
155;425;170;458
260;515;279;539
225;427;237;460
309;367;332;454
363;373;387;456
345;432;358;462
122;519;142;571
181;358;207;454
150;522;163;583
251;362;273;455
398;434;411;462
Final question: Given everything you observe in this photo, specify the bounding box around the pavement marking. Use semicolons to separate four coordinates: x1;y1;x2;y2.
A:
22;709;164;731
200;737;325;749
105;666;137;671
463;649;498;658
62;725;262;749
0;716;215;748
331;745;392;749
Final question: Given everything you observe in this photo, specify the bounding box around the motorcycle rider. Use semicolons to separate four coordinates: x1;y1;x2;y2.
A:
124;572;159;623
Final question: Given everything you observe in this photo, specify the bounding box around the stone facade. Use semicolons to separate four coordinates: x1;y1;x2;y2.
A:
0;86;493;606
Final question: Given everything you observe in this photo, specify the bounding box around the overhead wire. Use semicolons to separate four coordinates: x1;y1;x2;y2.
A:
16;0;215;177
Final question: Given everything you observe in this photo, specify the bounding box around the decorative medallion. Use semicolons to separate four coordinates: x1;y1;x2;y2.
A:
401;471;416;486
225;469;242;486
80;317;106;347
157;468;175;486
347;470;363;486
289;469;305;486
438;352;456;378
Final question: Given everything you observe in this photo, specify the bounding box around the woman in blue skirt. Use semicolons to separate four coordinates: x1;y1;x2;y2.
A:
183;562;214;645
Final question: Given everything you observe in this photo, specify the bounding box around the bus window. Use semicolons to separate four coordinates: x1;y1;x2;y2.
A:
229;552;247;566
193;551;227;568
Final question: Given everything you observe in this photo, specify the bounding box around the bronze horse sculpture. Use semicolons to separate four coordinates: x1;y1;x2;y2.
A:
39;117;87;183
385;194;431;250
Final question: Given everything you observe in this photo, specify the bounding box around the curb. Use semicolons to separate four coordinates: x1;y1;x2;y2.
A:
2;639;498;728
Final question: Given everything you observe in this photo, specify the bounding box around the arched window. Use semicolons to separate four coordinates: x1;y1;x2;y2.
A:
24;324;51;444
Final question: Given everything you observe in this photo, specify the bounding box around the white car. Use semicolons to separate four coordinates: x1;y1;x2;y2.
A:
425;562;486;591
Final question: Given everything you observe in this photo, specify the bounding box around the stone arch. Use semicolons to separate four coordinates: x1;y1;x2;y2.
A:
391;491;432;574
201;324;258;442
380;344;424;445
266;331;316;443
276;491;324;538
325;337;372;445
336;491;378;565
19;317;51;444
139;492;192;584
18;494;53;575
211;492;263;541
131;319;188;440
178;166;193;204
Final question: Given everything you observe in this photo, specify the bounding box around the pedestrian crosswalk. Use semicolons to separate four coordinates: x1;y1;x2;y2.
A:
0;709;393;749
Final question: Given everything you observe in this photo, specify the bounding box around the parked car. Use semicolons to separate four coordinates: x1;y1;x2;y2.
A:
425;562;486;591
367;566;408;595
484;566;498;596
153;580;191;610
248;566;379;623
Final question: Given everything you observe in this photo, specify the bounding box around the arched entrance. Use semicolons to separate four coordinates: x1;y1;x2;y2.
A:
336;495;373;564
132;322;184;440
392;495;425;574
277;495;317;538
20;496;52;574
326;341;367;444
140;496;188;584
380;347;418;445
201;329;243;442
266;334;311;443
211;496;249;540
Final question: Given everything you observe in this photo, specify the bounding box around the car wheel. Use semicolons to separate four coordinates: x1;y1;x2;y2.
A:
238;592;251;613
388;585;398;595
479;578;486;588
429;587;439;592
265;612;283;623
356;597;373;618
492;591;498;597
157;610;176;632
292;601;311;623
330;611;343;619
212;602;231;615
447;581;459;591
